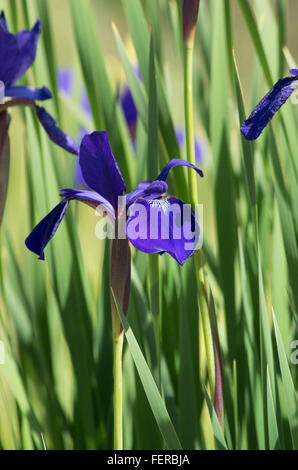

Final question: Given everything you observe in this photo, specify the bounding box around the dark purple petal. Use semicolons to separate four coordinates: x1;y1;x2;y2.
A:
0;25;21;86
5;85;51;101
35;105;79;155
126;196;200;265
25;200;69;260
0;11;9;32
26;188;116;260
290;69;298;76
59;188;115;220
156;158;203;181
57;67;74;96
241;76;298;140
12;19;40;84
79;131;126;208
126;180;168;207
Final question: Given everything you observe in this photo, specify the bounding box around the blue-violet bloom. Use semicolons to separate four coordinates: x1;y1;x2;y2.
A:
25;131;204;266
0;12;78;154
241;69;298;140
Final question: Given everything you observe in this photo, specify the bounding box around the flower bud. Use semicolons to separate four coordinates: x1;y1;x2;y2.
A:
181;0;200;44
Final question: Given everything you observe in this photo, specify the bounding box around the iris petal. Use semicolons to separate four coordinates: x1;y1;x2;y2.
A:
12;19;41;84
0;25;21;86
59;188;115;220
5;85;51;101
26;189;116;260
126;196;200;265
241;76;298;140
35;106;79;155
25;200;69;260
156;158;203;181
79;131;126;209
0;11;9;32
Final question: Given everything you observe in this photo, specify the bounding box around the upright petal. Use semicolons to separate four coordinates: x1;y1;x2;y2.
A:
0;26;21;86
241;76;298;140
12;19;41;84
25;200;69;260
0;11;9;32
35;106;79;155
79;131;126;208
5;85;51;101
126;196;200;265
156;158;203;181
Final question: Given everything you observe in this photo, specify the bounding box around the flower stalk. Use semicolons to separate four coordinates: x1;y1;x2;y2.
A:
110;221;131;450
182;0;224;423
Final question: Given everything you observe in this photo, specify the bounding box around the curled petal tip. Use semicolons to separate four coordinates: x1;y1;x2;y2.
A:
290;68;298;76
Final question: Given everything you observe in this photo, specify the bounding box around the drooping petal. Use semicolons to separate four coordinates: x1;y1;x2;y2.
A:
35;105;79;155
25;200;69;260
12;19;41;84
59;188;115;220
241;76;298;140
79;131;126;208
0;25;21;86
126;196;200;265
57;67;74;96
156;158;203;181
0;11;9;32
126;180;168;207
5;85;51;101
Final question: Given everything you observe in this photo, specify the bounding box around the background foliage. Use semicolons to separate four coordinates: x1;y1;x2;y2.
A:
0;0;297;450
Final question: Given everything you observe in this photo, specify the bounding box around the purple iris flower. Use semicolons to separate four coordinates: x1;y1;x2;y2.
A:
0;12;78;155
241;69;298;140
25;131;204;266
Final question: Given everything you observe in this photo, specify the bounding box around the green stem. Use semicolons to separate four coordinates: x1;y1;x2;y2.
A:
184;42;197;203
184;40;216;399
112;314;124;450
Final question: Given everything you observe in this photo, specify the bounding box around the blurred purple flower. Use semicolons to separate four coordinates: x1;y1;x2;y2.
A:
241;69;298;140
175;126;205;165
57;67;92;186
0;12;78;155
25;131;204;266
57;67;74;96
118;67;141;144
